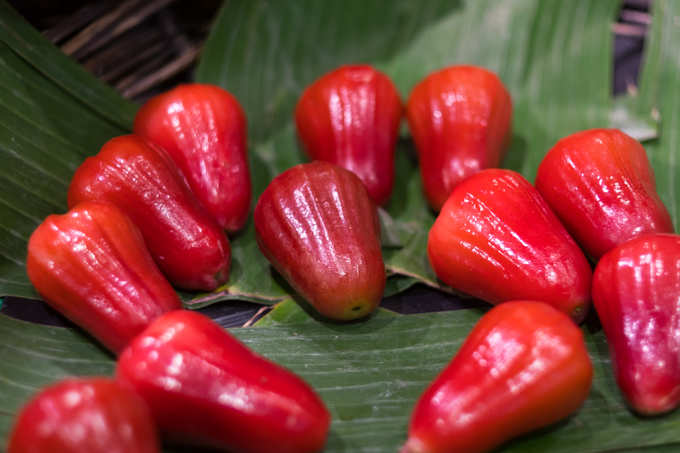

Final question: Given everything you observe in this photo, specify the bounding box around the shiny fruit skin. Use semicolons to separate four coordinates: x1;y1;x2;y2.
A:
427;169;592;322
67;134;230;291
134;84;251;233
8;377;159;453
406;65;512;211
254;161;385;320
536;128;674;259
295;64;402;205
402;301;593;453
26;202;181;353
116;310;330;453
593;233;680;415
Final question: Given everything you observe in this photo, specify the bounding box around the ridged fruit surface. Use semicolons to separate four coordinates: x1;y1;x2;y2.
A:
67;135;230;291
26;201;181;353
116;310;330;453
593;233;680;415
536;128;673;259
254;161;385;320
406;65;512;211
8;377;159;453
402;301;592;453
295;64;402;205
134;84;251;233
428;169;592;322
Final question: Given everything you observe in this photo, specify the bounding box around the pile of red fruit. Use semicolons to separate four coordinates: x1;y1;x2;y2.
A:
8;63;679;453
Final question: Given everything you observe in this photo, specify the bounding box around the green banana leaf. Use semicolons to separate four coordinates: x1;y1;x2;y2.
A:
1;0;680;451
634;0;680;226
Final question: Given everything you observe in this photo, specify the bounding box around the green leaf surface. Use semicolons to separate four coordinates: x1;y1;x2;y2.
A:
0;4;131;299
196;0;461;143
0;2;137;130
4;302;680;452
635;0;680;228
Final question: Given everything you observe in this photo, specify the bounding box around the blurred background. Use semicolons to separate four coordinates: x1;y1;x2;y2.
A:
9;0;651;102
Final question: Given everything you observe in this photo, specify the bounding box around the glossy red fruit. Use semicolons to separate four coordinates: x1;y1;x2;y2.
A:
406;65;513;211
26;202;181;353
536;128;673;259
254;161;385;320
427;169;592;322
116;310;330;453
593;234;680;415
402;301;593;453
68;135;230;291
8;377;159;453
295;64;402;205
134;84;251;233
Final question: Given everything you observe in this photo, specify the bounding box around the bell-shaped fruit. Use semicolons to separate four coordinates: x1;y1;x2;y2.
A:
593;233;680;415
254;161;385;320
134;84;251;233
402;301;593;453
295;64;402;205
27;201;182;353
406;65;512;211
427;169;592;322
116;310;330;453
68;135;230;291
8;377;160;453
536;128;673;259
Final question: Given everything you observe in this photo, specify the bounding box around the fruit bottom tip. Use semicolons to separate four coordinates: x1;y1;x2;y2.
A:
571;303;588;324
400;437;430;453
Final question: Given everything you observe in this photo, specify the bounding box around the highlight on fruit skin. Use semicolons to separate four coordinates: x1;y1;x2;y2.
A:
26;201;182;354
401;301;593;453
254;161;385;321
8;377;160;453
116;310;331;453
134;83;252;233
295;64;402;205
536;128;674;259
406;64;512;211
67;134;231;291
427;168;592;323
593;233;680;415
